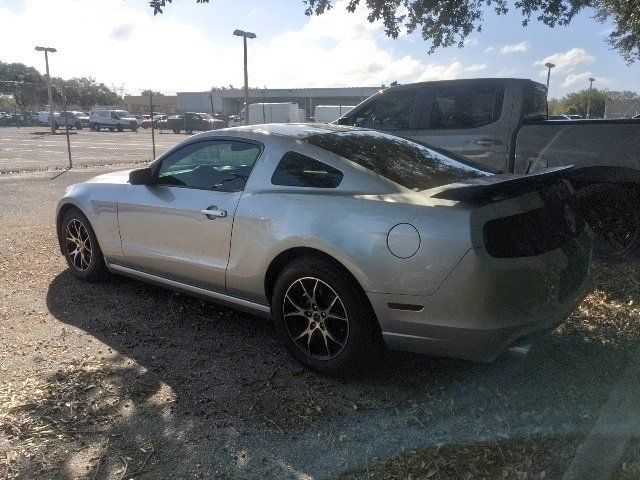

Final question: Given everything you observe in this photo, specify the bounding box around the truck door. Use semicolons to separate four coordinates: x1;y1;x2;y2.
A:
413;84;511;171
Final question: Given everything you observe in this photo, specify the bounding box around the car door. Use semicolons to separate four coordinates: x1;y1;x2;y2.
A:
413;84;511;171
341;87;423;139
117;138;263;291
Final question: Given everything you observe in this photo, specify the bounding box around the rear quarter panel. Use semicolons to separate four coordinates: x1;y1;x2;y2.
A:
225;191;473;304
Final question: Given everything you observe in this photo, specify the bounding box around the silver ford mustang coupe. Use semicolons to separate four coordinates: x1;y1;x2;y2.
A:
56;123;591;373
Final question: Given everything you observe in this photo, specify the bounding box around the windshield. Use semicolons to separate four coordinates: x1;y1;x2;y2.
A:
302;130;491;191
114;110;131;118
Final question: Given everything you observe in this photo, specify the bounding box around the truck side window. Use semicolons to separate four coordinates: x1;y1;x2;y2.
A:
272;152;343;188
427;86;504;130
351;90;417;131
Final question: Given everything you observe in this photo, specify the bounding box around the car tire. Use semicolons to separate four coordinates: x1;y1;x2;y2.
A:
60;208;108;282
186;129;193;134
109;127;114;132
116;124;123;132
272;256;383;375
132;127;138;132
75;122;82;130
172;129;180;134
577;183;640;261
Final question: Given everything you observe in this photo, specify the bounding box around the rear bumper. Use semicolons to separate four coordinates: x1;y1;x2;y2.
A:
369;232;592;361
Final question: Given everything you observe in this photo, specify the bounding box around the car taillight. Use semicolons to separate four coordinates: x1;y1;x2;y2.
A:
484;202;584;258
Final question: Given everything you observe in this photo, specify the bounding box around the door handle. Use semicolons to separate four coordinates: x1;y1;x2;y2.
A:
200;208;227;218
475;138;503;146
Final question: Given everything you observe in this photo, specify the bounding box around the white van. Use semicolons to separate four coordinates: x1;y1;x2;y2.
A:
38;110;59;126
90;108;139;132
314;105;355;123
229;103;300;127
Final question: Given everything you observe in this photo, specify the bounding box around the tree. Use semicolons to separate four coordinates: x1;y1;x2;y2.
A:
140;89;163;96
148;0;640;63
549;88;639;118
53;77;121;108
0;61;47;111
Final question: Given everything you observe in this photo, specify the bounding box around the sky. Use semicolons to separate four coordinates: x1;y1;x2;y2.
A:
1;0;638;98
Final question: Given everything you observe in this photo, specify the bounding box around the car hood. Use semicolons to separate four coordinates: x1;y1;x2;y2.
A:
88;169;134;185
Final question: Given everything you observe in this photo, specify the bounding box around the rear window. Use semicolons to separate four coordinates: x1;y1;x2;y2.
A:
302;130;491;191
272;152;343;188
523;83;548;120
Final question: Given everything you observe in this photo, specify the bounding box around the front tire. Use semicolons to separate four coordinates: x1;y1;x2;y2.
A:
60;209;108;282
272;256;382;374
172;129;180;134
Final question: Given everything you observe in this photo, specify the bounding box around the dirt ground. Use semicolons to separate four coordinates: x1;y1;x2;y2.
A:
1;167;639;479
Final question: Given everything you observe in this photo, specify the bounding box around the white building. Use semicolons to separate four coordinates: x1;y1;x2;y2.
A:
177;86;381;118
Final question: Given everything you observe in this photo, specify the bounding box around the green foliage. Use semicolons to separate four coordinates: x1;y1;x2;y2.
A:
0;62;47;109
140;89;163;96
548;88;640;118
150;0;640;63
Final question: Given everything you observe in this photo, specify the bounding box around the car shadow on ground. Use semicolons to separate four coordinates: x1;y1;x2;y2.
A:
39;265;639;479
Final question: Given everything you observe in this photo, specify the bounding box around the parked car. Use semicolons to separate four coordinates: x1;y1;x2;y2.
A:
164;112;225;133
90;108;139;132
38;110;59;126
55;123;591;374
337;78;640;260
314;105;355;123
55;111;90;130
141;114;167;129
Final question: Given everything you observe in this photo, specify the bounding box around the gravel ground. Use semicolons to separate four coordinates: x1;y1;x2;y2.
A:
1;167;639;479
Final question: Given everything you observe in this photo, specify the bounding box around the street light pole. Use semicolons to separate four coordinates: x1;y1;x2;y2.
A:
233;29;256;126
586;77;596;119
35;46;57;134
544;62;555;93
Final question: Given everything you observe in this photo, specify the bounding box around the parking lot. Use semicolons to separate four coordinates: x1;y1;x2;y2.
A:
0;127;186;173
0;167;639;479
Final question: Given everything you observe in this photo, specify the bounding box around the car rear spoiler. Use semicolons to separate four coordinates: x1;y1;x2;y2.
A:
432;165;575;203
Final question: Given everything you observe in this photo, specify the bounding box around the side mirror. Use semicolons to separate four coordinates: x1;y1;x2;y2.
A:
129;167;155;185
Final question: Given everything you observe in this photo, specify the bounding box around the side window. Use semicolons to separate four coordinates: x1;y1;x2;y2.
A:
351;89;418;130
156;140;261;191
271;151;343;188
426;85;504;130
111;111;119;120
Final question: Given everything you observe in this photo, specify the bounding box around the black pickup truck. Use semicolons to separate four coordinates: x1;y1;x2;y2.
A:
338;78;640;260
159;112;226;134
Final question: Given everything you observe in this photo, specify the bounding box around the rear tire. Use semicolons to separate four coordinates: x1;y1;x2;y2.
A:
60;208;108;282
172;129;180;134
577;184;640;261
75;122;82;130
116;123;123;132
272;256;383;375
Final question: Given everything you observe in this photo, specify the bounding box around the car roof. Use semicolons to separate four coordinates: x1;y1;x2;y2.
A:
194;122;366;142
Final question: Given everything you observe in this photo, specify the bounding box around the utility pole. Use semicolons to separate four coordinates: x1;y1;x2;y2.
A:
35;46;57;134
586;77;596;119
233;29;256;126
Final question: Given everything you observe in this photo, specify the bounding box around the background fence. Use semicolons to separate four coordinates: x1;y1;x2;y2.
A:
0;81;189;174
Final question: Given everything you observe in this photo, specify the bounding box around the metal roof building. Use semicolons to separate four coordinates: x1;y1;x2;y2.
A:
177;86;380;119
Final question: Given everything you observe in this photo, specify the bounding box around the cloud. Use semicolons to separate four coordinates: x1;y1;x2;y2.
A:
0;0;491;91
562;72;611;88
110;24;133;41
483;46;494;53
465;63;487;73
464;37;478;47
535;48;596;76
500;41;530;54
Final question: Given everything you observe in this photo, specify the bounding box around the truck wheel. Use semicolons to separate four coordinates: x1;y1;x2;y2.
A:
172;129;180;134
132;126;138;132
75;122;82;130
109;127;114;132
116;124;123;132
577;184;640;261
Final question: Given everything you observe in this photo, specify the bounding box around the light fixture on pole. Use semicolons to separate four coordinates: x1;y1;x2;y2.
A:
544;62;555;92
233;29;256;126
586;77;596;119
35;46;57;134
